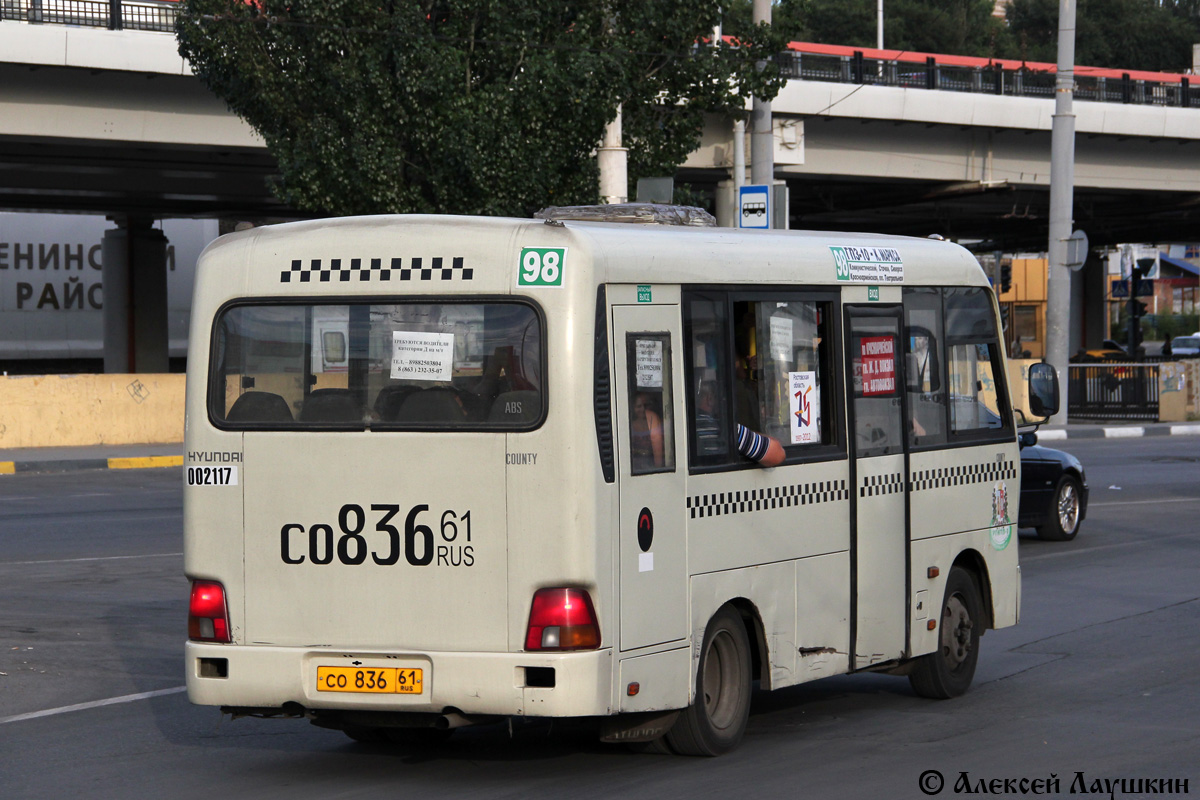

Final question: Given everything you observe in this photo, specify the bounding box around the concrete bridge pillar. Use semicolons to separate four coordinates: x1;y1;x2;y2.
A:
101;217;169;373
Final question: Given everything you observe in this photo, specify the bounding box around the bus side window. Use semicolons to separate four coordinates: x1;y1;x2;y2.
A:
903;287;948;446
736;297;834;452
944;287;1011;435
626;333;675;475
684;296;732;465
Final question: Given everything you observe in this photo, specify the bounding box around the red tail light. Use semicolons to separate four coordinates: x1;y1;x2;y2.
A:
188;580;231;643
525;588;600;651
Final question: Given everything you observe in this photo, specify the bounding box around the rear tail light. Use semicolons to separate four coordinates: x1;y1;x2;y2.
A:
189;580;231;643
525;588;600;651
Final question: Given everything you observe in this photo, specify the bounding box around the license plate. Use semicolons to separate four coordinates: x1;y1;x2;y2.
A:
316;666;424;695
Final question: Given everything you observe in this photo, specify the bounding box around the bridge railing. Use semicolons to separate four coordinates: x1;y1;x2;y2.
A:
1;0;177;33
778;50;1200;109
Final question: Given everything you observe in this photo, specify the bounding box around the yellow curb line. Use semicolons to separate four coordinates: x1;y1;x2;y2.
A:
107;456;184;470
0;462;14;474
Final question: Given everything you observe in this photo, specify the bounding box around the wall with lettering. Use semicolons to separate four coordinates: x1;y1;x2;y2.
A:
0;212;218;360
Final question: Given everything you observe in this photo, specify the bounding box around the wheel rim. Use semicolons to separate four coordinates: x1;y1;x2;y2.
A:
701;629;744;731
941;594;973;669
1057;483;1079;534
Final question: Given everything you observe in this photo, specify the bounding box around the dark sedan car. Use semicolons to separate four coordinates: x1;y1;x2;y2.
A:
1019;442;1089;541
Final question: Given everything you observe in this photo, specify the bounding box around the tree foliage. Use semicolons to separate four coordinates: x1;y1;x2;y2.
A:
724;0;1005;57
1002;0;1200;72
723;0;1200;72
175;1;793;217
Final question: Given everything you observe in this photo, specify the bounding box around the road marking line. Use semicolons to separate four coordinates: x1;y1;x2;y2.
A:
1169;425;1200;436
1037;430;1068;440
0;686;186;725
0;461;15;474
0;552;182;566
108;455;184;470
1104;427;1145;438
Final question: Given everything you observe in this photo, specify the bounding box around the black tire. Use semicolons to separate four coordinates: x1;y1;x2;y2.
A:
665;604;752;757
909;567;982;699
1036;475;1083;542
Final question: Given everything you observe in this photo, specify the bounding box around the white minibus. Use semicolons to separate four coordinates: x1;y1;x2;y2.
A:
184;207;1057;755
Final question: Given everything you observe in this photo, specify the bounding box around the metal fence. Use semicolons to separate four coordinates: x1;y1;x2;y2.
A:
1;0;177;32
777;50;1200;110
1068;363;1160;421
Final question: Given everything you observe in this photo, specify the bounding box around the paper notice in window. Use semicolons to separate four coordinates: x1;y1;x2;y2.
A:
770;316;793;361
391;331;454;381
789;371;819;444
635;339;663;389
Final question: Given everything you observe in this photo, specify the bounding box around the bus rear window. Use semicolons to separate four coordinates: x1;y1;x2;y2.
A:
210;301;544;430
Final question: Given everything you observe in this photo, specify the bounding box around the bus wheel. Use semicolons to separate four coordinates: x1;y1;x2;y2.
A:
665;604;752;756
1036;475;1082;541
909;567;982;700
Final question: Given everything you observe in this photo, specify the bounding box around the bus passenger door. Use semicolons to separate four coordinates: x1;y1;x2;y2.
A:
612;304;688;652
846;307;909;668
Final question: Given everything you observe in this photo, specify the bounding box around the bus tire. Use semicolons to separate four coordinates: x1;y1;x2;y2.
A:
665;604;752;756
1036;475;1082;542
909;567;982;700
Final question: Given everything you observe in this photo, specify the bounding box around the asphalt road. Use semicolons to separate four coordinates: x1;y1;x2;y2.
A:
0;436;1197;799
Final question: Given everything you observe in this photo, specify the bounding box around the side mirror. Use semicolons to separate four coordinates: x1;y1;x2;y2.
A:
1019;431;1038;449
1027;362;1059;419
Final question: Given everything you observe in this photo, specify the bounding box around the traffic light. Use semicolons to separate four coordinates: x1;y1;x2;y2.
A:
1130;299;1149;318
1000;262;1012;294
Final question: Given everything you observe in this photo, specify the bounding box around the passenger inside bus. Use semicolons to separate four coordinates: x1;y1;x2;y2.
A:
695;380;784;467
630;392;665;470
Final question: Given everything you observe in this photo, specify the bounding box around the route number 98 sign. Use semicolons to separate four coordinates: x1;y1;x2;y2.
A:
518;247;566;288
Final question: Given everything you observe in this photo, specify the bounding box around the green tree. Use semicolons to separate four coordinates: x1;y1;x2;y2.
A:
727;0;1005;57
1003;0;1200;72
175;1;792;217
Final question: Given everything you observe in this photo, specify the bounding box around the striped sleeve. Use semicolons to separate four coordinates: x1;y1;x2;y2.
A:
735;423;770;462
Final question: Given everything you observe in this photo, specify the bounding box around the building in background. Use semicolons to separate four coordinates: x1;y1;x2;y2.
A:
990;244;1199;361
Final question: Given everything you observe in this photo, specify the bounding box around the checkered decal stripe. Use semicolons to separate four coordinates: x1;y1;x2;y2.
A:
687;480;849;519
860;472;905;497
280;257;473;283
909;459;1016;492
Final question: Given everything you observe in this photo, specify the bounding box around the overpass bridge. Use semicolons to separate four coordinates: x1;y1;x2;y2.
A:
1;2;1199;368
686;43;1200;250
2;4;1199;248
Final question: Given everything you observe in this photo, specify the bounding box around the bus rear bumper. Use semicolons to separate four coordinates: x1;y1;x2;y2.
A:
185;642;615;718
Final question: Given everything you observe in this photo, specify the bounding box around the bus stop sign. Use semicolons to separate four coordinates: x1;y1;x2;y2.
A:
738;185;770;229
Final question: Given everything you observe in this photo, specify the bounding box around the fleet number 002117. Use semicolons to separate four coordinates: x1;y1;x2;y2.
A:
187;466;237;486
